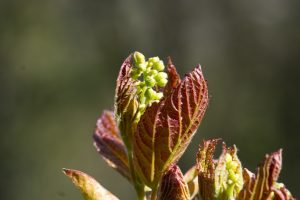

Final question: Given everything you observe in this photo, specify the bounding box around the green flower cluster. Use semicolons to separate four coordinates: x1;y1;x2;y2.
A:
224;153;243;198
131;52;168;118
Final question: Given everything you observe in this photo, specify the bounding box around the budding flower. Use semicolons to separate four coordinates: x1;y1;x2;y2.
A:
130;52;168;121
133;51;145;65
155;72;168;87
153;60;165;71
145;76;156;87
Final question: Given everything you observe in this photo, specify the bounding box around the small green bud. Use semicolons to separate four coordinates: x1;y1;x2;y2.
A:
155;72;168;87
137;62;147;71
153;60;165;71
131;68;141;80
134;51;145;64
155;72;168;80
147;69;158;76
145;76;156;87
145;88;157;100
148;56;160;63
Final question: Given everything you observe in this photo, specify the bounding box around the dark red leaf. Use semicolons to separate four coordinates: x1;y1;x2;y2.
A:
93;111;131;181
133;65;209;188
237;149;295;200
157;164;190;200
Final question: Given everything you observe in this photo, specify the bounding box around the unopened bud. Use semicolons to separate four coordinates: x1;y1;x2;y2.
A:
137;62;147;71
153;60;165;71
148;56;160;63
134;51;145;64
131;68;141;80
145;88;156;100
145;76;156;87
155;72;168;87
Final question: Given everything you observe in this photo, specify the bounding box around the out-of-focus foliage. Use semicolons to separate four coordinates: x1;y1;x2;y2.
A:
0;0;299;199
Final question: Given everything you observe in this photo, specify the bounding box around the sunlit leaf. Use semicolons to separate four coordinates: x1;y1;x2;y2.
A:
196;139;219;200
93;110;131;181
237;149;295;200
63;168;119;200
163;57;181;97
197;139;244;200
114;54;138;149
183;165;199;199
133;65;209;188
157;164;190;200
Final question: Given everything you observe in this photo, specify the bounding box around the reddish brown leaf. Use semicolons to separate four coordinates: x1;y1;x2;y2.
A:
63;168;119;200
272;184;295;200
93;111;131;181
133;65;209;188
197;139;244;200
114;54;138;148
157;164;190;200
163;57;181;96
237;149;295;200
196;139;220;200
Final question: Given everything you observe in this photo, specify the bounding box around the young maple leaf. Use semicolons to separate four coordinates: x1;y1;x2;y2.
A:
114;52;209;190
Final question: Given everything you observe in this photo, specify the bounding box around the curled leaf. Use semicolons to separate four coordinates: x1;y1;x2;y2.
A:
163;57;181;96
114;54;138;149
157;164;190;200
196;139;219;200
133;65;209;188
183;165;199;199
237;149;295;200
196;139;244;200
93;111;131;181
63;168;119;200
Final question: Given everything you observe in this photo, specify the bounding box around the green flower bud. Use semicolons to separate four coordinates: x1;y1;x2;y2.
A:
155;72;167;80
153;60;165;71
147;69;158;77
145;76;156;87
137;62;147;71
134;51;145;64
155;72;168;87
148;56;160;63
145;88;157;100
131;68;141;80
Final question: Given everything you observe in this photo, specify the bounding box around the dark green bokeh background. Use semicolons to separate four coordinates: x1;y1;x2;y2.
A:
1;1;299;199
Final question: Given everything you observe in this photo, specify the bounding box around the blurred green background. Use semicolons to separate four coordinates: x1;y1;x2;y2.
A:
1;0;299;199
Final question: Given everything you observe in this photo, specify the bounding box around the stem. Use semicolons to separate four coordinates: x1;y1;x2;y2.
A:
128;149;146;200
150;188;157;200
